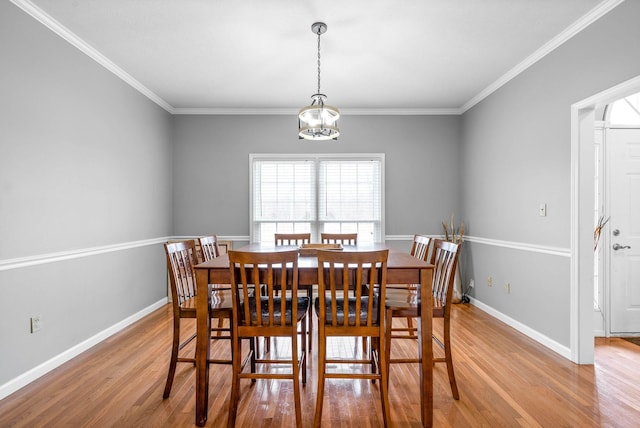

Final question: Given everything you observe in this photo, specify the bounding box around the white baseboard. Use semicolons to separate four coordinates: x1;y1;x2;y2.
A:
0;298;168;401
469;297;572;360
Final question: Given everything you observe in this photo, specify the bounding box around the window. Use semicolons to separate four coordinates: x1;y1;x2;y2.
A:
250;154;384;244
608;92;640;125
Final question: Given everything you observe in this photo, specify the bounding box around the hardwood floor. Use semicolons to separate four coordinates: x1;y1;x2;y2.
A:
1;303;639;427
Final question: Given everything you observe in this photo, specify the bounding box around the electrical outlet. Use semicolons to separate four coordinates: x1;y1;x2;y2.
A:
487;276;492;287
469;279;475;289
504;283;511;294
30;316;42;333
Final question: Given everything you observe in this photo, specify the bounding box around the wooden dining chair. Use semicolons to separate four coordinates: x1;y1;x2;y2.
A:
162;240;233;399
275;232;314;351
386;235;432;338
384;239;461;399
320;232;358;246
314;249;390;427
199;234;223;260
198;235;232;336
227;249;308;428
274;232;311;246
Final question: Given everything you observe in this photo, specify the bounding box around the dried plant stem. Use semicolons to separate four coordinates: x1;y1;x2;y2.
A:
442;214;464;244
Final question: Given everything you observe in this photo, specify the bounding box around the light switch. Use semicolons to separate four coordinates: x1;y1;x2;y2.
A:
539;203;547;217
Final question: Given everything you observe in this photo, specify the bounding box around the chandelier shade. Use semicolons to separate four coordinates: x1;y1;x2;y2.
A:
298;94;340;140
299;22;340;141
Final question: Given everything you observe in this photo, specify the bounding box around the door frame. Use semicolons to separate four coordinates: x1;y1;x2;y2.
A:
571;74;640;364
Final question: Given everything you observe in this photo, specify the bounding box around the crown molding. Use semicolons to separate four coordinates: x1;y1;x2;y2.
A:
172;107;463;116
172;108;294;115
341;108;463;116
12;0;623;117
460;0;625;113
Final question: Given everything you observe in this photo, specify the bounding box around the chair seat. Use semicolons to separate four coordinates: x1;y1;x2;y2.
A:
314;296;379;325
240;296;310;326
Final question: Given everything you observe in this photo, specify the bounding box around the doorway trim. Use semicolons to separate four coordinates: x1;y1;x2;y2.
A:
571;74;640;364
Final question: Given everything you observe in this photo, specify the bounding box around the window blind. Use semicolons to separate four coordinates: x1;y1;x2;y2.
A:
251;154;384;244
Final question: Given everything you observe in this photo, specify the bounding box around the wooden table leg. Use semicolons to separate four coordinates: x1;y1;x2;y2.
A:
418;268;433;427
195;268;211;426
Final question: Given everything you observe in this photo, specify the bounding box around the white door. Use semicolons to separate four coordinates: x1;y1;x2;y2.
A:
609;128;640;334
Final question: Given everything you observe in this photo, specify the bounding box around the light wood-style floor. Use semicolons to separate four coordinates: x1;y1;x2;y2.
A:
1;303;639;427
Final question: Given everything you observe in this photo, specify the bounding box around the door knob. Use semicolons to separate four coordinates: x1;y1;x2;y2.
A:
613;243;631;250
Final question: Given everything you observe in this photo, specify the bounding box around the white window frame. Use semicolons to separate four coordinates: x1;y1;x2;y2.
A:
250;153;385;244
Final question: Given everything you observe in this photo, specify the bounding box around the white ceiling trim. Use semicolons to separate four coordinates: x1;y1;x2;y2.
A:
172;107;463;116
461;0;625;113
11;0;623;117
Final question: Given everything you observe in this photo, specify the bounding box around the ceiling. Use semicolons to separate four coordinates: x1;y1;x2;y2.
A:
18;0;614;114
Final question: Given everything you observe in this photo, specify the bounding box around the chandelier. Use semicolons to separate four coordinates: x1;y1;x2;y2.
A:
298;22;340;141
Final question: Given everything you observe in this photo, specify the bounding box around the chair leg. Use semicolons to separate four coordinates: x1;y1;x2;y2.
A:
362;336;369;359
216;316;224;336
314;335;326;427
307;287;313;352
249;337;257;380
162;315;181;399
443;316;459;400
255;336;270;358
291;327;303;427
301;318;307;385
227;335;242;427
249;337;262;376
385;308;393;390
370;337;378;383
378;329;391;427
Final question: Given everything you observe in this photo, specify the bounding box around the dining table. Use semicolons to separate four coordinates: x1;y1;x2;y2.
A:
193;242;435;427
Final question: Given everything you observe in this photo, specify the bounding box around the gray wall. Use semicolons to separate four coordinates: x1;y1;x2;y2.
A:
172;114;461;240
460;0;640;347
0;2;173;386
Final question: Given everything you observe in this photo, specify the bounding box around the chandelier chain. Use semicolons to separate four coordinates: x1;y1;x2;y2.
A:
316;28;321;96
